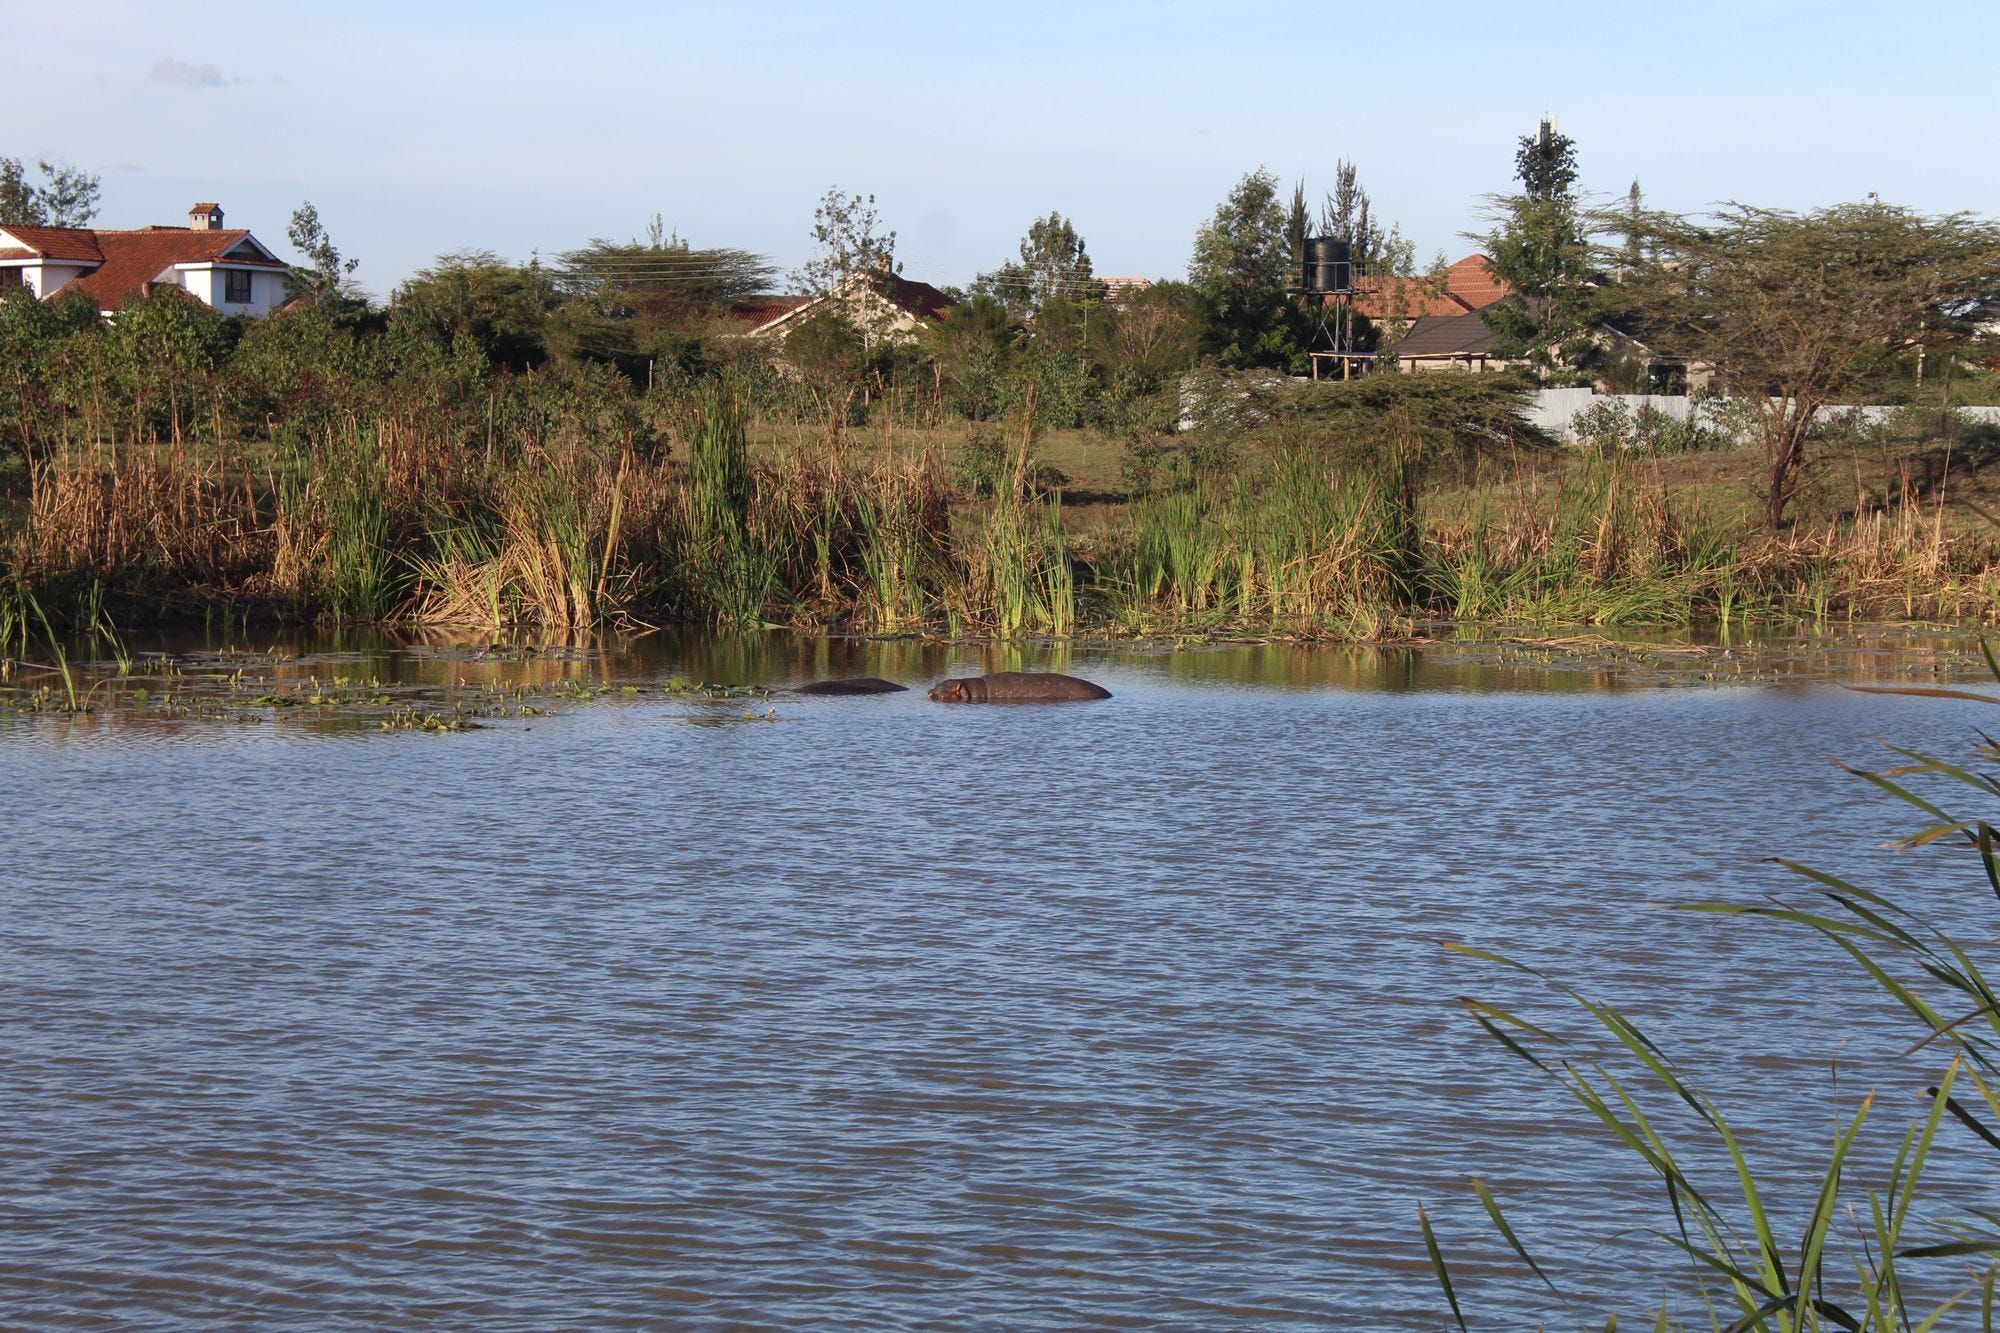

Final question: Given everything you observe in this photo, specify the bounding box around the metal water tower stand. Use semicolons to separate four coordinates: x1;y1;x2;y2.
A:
1292;237;1366;380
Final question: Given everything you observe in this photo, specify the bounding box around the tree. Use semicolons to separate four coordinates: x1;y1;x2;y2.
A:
1607;200;2000;530
286;202;360;305
1472;120;1598;379
1620;179;1646;276
977;212;1101;318
0;284;103;463
1287;179;1310;276
108;287;230;444
1088;280;1202;428
1514;118;1577;202
36;161;100;228
0;156;101;228
558;215;774;335
1288;373;1554;516
1319;159;1384;269
795;187;897;297
390;250;562;370
1188;167;1300;369
0;158;33;225
924;294;1017;420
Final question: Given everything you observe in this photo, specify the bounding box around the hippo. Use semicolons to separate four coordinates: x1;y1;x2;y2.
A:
927;671;1111;703
794;677;908;696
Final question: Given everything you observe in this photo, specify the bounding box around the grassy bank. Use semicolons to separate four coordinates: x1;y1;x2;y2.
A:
5;371;1998;639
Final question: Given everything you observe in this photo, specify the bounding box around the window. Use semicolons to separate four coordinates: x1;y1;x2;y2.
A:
0;267;21;290
224;269;252;304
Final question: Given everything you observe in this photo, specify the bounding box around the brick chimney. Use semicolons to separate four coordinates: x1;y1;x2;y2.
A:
189;202;224;231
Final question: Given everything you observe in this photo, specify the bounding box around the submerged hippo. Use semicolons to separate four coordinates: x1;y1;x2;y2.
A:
794;677;908;696
927;671;1111;703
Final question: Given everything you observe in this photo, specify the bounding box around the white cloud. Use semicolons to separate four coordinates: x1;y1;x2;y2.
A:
150;57;231;90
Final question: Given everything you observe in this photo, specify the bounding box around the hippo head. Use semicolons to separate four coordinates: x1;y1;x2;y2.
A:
927;679;970;703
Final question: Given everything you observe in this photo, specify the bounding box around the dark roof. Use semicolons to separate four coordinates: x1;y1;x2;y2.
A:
744;269;957;337
1392;311;1505;359
873;271;955;322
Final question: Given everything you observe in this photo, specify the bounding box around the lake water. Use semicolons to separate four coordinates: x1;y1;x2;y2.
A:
2;630;1994;1328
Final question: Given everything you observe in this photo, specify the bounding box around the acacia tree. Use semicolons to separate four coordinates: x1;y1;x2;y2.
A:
1609;200;2000;530
559;215;774;333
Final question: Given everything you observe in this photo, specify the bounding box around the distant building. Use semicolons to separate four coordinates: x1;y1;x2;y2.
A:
1387;311;1516;373
721;295;809;334
743;269;957;345
1350;254;1511;323
0;202;290;317
1096;276;1152;305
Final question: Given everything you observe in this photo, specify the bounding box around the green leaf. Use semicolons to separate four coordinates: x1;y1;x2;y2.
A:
1471;1178;1560;1294
1419;1204;1468;1333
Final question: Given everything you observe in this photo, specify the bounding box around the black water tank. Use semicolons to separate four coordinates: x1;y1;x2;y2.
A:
1302;236;1352;294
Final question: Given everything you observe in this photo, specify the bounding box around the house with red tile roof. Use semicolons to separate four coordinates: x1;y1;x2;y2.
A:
743;269;956;345
1350;254;1511;322
721;294;810;333
0;202;290;317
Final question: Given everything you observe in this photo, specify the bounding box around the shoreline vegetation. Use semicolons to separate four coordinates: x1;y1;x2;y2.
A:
4;339;1998;645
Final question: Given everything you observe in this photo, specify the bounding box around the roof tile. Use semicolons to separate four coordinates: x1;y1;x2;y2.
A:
0;224;106;262
1348;253;1512;320
66;229;285;311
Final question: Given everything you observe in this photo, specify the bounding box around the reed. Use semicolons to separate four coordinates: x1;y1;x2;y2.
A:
688;387;775;626
1112;448;1408;635
1428;662;2000;1327
853;461;952;630
5;365;1996;636
956;490;1075;637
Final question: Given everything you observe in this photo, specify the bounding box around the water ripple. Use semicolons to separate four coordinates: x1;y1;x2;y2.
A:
0;650;1988;1327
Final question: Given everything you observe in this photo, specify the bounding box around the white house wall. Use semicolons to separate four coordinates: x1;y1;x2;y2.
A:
171;265;287;317
28;263;93;299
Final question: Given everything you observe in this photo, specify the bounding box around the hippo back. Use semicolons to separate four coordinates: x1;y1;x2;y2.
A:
932;671;1108;703
796;677;907;695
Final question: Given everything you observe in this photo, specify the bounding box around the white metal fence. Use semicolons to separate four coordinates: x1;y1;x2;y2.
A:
1527;388;2000;443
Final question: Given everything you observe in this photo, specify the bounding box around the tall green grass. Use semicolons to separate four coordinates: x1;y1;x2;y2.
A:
957;491;1074;636
688;388;774;626
854;465;950;630
289;427;396;623
1113;450;1412;636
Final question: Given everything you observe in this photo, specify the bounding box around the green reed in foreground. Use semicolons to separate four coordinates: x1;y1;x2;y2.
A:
1428;657;2000;1329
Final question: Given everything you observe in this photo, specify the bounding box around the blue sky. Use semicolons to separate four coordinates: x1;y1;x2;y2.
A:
7;1;1994;298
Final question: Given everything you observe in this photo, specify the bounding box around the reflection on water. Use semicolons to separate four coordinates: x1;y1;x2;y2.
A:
5;621;1990;734
1;628;1995;1327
